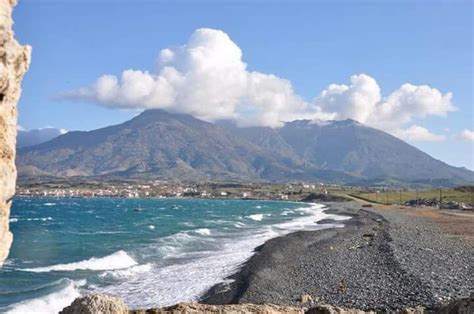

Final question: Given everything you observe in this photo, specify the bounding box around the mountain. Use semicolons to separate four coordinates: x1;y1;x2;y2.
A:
17;110;318;182
17;109;473;185
17;127;66;148
224;119;473;185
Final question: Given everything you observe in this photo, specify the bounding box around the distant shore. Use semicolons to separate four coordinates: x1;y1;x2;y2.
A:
201;201;474;311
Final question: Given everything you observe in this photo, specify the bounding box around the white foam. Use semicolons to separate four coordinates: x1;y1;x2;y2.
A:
6;279;81;314
194;228;211;236
281;210;294;216
99;263;153;281
162;231;196;244
9;218;18;223
43;203;56;206
148;225;155;230
22;250;137;273
247;213;263;221
25;217;53;222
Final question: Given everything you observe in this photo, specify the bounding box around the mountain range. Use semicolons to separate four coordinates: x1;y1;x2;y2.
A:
17;127;66;148
17;109;473;186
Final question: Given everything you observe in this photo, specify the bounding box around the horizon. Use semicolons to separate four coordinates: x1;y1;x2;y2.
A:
13;0;473;170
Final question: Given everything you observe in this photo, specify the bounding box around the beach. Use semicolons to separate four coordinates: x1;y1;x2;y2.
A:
202;201;474;311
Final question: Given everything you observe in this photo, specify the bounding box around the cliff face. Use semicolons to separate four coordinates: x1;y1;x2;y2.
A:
0;0;31;265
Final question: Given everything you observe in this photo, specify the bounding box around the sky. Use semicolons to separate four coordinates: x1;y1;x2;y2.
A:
13;0;473;169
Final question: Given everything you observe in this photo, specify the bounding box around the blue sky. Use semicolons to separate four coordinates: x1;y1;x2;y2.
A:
13;0;473;169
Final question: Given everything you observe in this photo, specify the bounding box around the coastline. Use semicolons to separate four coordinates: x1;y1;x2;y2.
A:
4;197;341;313
201;201;473;311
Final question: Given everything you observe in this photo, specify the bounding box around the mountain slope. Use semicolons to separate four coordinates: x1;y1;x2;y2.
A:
17;110;473;185
17;110;312;181
278;120;472;185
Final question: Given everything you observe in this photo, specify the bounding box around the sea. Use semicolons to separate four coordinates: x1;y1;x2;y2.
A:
0;197;349;313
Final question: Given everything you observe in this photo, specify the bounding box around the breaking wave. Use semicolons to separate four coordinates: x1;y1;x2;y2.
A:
6;279;81;314
247;213;263;221
22;250;137;273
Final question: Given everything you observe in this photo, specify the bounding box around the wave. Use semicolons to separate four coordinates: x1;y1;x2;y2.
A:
21;250;137;273
99;263;153;281
6;279;81;314
161;231;196;244
194;228;211;236
24;217;53;222
247;214;263;221
43;203;56;206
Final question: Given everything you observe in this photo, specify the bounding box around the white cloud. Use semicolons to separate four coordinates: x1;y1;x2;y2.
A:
314;74;381;123
58;28;457;135
393;125;446;142
457;129;474;141
314;74;456;132
59;28;316;127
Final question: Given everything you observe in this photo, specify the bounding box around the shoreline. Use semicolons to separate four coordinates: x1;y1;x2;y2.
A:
4;197;339;313
200;201;473;311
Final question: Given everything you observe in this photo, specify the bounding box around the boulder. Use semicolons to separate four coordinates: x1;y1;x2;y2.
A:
60;294;129;314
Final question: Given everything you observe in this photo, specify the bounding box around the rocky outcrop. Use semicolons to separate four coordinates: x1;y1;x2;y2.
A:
61;294;473;314
131;303;303;314
60;294;129;314
0;0;31;265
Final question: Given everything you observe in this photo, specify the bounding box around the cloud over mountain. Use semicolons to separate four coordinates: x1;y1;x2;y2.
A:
393;125;446;142
457;129;474;141
58;28;455;139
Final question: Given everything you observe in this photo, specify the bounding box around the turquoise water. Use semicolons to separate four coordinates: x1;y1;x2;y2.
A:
0;197;347;313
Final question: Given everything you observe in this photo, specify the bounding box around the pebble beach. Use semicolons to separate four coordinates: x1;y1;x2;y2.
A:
203;201;474;311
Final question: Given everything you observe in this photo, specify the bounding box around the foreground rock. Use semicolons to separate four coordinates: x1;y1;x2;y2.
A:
62;294;473;313
131;303;303;314
0;0;31;265
60;294;129;314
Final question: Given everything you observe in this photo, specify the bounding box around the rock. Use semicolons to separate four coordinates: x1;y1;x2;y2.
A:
301;294;314;303
60;294;129;314
306;304;376;314
0;0;31;265
62;295;473;314
435;294;474;314
130;303;303;314
338;280;348;294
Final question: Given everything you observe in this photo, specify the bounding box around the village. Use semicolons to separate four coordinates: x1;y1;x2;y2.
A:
16;180;325;201
15;180;474;210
